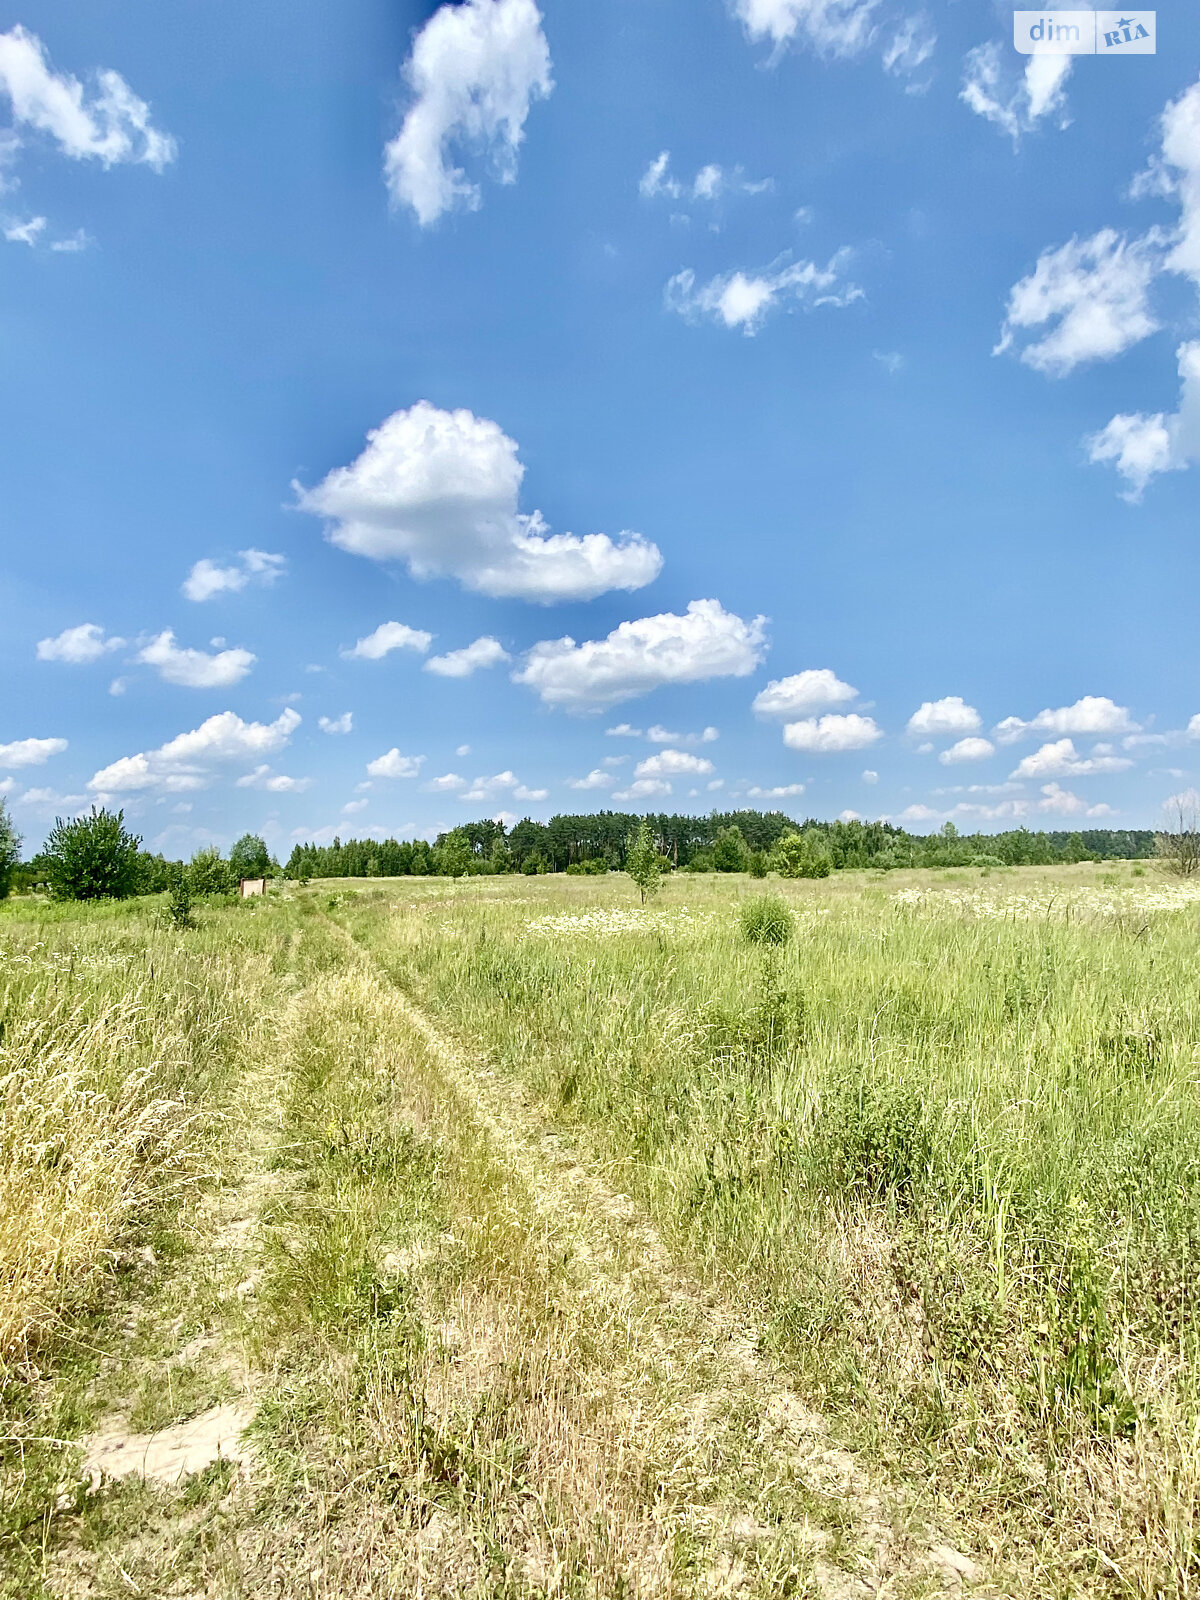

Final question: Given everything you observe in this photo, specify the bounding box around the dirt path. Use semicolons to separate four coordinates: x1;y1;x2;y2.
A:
320;913;990;1599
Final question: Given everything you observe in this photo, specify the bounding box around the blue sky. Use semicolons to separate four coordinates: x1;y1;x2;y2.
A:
2;0;1198;854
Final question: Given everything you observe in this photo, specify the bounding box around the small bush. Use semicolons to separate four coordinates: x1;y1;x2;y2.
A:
739;894;795;947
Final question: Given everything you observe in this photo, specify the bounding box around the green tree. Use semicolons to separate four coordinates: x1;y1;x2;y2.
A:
229;833;272;880
712;825;749;873
436;828;473;878
187;847;236;898
0;798;21;899
43;808;142;901
625;819;661;904
489;835;514;874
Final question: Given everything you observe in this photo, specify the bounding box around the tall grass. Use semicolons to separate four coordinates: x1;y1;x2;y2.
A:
338;867;1200;1589
0;899;278;1369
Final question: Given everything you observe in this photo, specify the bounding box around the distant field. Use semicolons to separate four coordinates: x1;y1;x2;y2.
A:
4;862;1200;1597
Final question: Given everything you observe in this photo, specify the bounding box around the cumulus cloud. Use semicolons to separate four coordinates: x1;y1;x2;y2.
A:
1009;738;1134;780
425;773;465;792
939;736;995;764
782;713;882;752
995;229;1162;376
424;635;510;677
0;26;175;172
366;749;425;780
318;712;353;735
297;402;660;603
235;765;312;793
1083;79;1200;495
906;695;980;737
746;782;806;799
36;622;124;663
1037;781;1115;817
343;621;433;660
639;151;773;204
89;709;300;796
458;769;546;803
383;0;552;226
514;599;767;711
732;0;879;57
862;769;878;783
1087;341;1200;498
567;769;614;791
754;668;857;719
634;749;715;779
994;696;1139;744
138;630;256;689
612;777;672;801
665;251;861;335
893;802;940;826
1190;713;1200;739
961;42;1071;143
0;735;67;768
182;549;286;602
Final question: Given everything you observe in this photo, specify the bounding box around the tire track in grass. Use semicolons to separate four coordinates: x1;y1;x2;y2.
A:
323;909;990;1599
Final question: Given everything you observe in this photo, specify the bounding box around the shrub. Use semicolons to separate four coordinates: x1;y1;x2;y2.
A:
739;894;795;947
625;820;661;904
165;877;195;929
566;857;609;876
42;808;142;901
774;830;832;879
748;850;769;878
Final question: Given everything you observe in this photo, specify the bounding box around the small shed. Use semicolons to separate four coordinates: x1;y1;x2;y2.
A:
239;878;267;898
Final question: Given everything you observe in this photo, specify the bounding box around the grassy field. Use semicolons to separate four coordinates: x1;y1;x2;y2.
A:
3;862;1200;1596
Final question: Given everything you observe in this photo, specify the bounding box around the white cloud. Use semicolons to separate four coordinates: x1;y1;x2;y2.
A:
906;695;980;737
732;0;878;57
0;25;175;171
994;696;1139;744
996;229;1162;376
894;802;940;825
182;549;286;602
939;736;995;765
605;723;641;738
1009;738;1134;780
882;14;936;84
0;735;67;768
235;765;312;793
456;743;471;756
612;777;672;801
138;630;256;689
3;213;43;244
1087;79;1200;495
1087;341;1200;497
515;599;767;712
639;151;772;204
645;724;719;745
1190;713;1200;739
746;783;806;799
783;713;882;752
318;712;353;735
36;622;124;663
961;42;1071;143
366;748;425;780
634;749;715;779
567;769;614;791
754;668;858;718
666;251;861;335
862;769;878;783
343;621;433;660
424;635;510;677
298;402;660;603
383;0;552;226
342;798;370;815
1036;781;1114;817
426;772;465;792
457;769;545;803
89;708;300;796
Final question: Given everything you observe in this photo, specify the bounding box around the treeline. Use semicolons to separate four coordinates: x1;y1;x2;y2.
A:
285;811;1157;880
